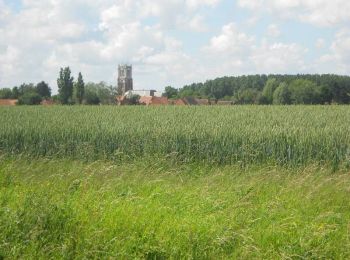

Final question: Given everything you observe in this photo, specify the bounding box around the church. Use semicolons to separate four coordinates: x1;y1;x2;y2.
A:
117;64;167;105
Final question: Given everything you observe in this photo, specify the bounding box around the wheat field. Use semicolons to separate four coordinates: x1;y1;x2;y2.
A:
0;106;349;167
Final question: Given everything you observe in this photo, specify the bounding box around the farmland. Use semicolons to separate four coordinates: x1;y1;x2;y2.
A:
1;106;350;258
1;106;350;167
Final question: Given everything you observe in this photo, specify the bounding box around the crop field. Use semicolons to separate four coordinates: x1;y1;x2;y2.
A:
1;106;350;258
1;106;350;167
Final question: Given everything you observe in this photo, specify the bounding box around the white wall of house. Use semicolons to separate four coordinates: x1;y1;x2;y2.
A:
125;90;163;97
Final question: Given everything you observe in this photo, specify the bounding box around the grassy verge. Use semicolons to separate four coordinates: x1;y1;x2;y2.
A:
1;158;350;259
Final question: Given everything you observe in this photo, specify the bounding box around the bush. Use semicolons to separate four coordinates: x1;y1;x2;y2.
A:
17;92;42;105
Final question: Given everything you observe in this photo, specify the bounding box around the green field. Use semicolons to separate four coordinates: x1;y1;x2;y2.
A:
1;106;350;167
1;106;350;258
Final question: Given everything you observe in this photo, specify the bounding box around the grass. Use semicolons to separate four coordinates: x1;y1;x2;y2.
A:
1;157;350;259
0;106;350;167
1;106;350;258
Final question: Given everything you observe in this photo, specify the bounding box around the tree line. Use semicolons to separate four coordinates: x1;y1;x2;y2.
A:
0;67;117;105
164;74;350;104
2;72;350;105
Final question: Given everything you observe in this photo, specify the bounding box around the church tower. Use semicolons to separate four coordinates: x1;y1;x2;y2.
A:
118;64;133;95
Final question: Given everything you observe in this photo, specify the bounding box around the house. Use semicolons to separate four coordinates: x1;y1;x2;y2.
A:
178;97;211;105
116;95;129;105
0;99;17;106
172;99;187;106
139;96;169;106
41;99;55;106
195;98;211;106
125;89;163;98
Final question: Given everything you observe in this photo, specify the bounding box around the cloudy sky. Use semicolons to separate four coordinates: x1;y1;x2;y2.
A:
0;0;349;93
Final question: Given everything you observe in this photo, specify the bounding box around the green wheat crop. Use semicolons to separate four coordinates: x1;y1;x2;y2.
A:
0;106;349;167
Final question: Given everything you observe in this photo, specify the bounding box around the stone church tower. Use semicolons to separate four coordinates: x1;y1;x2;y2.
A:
118;64;133;95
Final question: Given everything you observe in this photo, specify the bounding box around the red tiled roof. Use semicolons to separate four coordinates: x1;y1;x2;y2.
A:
41;99;55;105
139;96;169;105
0;99;17;106
174;99;187;105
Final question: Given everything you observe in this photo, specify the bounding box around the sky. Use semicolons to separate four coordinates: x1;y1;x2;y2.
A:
0;0;349;93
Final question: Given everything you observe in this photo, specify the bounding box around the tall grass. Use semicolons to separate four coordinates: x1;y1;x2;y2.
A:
0;106;349;167
1;159;350;258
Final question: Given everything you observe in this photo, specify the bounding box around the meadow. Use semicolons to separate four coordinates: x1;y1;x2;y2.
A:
1;158;350;259
1;106;350;259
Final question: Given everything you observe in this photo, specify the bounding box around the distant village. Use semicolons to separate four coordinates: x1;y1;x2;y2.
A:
116;64;232;106
0;64;232;106
1;64;348;106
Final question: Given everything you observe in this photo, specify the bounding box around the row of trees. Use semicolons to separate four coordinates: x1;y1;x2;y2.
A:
0;81;51;105
57;67;117;105
164;74;350;104
0;67;117;105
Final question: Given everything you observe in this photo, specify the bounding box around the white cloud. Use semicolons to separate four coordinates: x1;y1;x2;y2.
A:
238;0;350;27
200;23;308;76
203;23;254;54
0;0;348;93
251;42;307;73
318;29;350;73
267;24;281;38
0;0;222;90
315;38;325;49
187;15;208;32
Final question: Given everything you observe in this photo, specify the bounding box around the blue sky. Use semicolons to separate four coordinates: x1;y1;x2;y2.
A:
0;0;349;93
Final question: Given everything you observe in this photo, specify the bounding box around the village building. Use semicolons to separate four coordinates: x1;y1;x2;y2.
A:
41;99;55;106
125;89;162;98
116;64;166;105
139;96;169;106
177;97;211;105
0;99;17;106
118;64;133;95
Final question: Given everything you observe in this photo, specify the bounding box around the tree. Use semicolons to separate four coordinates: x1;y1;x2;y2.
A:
84;82;116;105
273;83;291;105
57;67;74;104
17;92;42;105
163;86;178;99
75;72;85;104
84;90;100;105
36;81;51;98
261;78;279;104
234;88;260;104
0;88;13;99
12;87;20;99
18;83;36;96
289;79;320;104
126;94;140;105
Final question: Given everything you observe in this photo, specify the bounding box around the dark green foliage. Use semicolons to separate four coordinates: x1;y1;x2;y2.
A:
84;82;116;105
178;74;350;104
57;67;74;104
84;90;100;105
18;83;36;96
17;92;42;105
273;83;291;104
126;94;140;105
163;86;178;99
289;79;320;104
75;72;85;104
36;81;51;98
12;87;20;99
234;88;260;104
0;82;49;101
0;88;13;99
261;78;279;104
